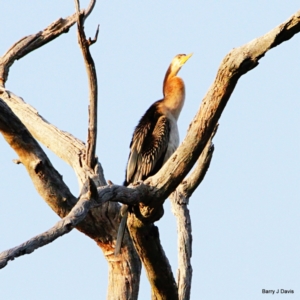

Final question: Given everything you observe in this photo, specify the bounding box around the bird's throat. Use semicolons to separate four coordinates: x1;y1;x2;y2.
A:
162;76;185;120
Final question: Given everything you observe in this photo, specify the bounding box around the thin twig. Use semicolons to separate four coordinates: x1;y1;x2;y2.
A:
88;25;100;45
84;0;97;20
74;0;99;169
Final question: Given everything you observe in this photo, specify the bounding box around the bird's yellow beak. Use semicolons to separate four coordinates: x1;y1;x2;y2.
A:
181;53;193;65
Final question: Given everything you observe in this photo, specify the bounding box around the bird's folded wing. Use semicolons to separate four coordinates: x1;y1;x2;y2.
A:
126;114;170;183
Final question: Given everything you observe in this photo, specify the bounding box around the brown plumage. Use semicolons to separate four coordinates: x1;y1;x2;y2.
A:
115;53;192;255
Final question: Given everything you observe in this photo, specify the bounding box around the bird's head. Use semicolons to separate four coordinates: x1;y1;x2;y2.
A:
169;53;193;76
163;53;193;96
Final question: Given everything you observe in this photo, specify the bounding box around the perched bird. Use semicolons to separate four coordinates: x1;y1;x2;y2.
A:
114;53;192;255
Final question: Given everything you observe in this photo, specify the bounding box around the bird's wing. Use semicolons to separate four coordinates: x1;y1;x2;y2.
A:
126;104;170;184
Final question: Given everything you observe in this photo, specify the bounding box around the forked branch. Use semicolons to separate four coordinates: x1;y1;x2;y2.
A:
0;2;141;296
0;2;96;87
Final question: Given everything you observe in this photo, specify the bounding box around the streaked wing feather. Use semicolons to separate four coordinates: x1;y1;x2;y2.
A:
125;102;170;185
140;116;170;177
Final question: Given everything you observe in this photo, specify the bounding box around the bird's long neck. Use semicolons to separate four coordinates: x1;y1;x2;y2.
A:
162;71;185;120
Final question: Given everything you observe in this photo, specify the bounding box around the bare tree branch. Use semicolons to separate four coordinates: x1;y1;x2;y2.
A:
75;0;99;169
179;125;218;199
0;5;97;87
170;193;193;300
84;0;97;20
0;0;100;183
170;127;216;300
0;178;98;269
127;218;178;300
0;98;78;214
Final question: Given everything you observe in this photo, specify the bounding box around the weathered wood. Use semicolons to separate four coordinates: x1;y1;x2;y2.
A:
0;91;141;300
75;1;99;169
0;177;98;269
0;1;96;87
170;129;215;300
127;216;178;300
0;1;141;297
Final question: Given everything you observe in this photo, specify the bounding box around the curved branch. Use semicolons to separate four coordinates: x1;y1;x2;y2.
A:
127;218;178;300
0;1;100;186
84;0;97;20
0;5;96;86
0;0;102;186
0;178;98;269
0;98;77;214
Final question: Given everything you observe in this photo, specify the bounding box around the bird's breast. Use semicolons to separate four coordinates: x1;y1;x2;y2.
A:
163;115;179;164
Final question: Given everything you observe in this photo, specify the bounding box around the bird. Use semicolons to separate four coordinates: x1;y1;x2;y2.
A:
114;53;193;255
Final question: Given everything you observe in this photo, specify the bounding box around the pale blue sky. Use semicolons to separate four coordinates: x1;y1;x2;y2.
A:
0;1;299;299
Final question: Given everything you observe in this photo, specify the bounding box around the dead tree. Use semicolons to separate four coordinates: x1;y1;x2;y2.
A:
0;1;299;299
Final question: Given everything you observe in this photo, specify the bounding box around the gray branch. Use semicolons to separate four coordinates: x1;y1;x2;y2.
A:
0;92;140;298
75;0;99;169
0;4;96;86
0;1;142;298
170;127;216;300
0;178;98;269
84;0;97;20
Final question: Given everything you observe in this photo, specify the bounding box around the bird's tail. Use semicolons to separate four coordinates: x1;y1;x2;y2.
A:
114;205;128;256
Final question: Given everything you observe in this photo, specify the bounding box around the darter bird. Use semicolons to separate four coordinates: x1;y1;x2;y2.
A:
115;53;193;255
